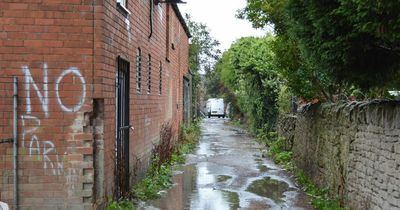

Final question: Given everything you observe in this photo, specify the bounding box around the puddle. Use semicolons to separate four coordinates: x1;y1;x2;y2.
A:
189;188;240;210
139;118;313;210
217;175;232;182
246;177;291;203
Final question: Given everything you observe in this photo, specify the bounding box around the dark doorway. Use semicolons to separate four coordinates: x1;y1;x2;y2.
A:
115;57;130;198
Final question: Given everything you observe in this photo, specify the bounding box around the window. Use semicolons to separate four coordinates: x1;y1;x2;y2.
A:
116;0;130;16
136;48;142;93
159;61;162;95
117;0;126;7
147;54;152;94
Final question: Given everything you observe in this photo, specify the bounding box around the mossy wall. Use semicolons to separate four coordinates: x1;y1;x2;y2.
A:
280;101;400;210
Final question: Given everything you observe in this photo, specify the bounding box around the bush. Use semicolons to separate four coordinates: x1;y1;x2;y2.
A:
277;85;293;114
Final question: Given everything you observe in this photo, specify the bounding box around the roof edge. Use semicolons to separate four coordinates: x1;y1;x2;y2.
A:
171;4;192;38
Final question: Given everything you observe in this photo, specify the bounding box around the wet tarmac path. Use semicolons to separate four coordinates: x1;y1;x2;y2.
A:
139;118;314;210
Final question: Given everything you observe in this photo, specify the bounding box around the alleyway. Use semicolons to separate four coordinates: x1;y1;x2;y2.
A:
140;118;314;210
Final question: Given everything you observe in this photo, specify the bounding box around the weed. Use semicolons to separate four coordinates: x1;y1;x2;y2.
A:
296;171;345;210
131;164;173;201
255;127;345;210
105;200;135;210
105;119;201;209
131;119;201;201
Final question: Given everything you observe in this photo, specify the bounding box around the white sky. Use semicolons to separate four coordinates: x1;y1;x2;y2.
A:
178;0;267;52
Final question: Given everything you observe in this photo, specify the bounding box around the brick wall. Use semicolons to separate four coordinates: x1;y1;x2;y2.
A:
98;0;189;201
282;102;400;210
0;77;14;206
1;1;95;209
0;0;189;209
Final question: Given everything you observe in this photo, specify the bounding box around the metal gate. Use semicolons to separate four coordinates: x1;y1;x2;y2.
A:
115;57;130;198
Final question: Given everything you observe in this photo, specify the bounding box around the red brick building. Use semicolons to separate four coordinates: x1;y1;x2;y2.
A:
0;0;191;209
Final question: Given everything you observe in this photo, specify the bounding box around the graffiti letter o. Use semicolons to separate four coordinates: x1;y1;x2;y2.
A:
55;68;86;113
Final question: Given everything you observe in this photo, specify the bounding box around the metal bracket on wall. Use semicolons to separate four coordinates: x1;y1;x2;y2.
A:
119;125;134;132
0;138;13;144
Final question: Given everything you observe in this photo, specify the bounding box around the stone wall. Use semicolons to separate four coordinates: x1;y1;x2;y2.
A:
280;101;400;210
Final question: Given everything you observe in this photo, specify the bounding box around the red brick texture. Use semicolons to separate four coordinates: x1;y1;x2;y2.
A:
0;0;190;209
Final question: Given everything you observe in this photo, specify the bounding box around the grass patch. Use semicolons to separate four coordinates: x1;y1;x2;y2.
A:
296;170;344;210
131;164;173;201
255;129;345;210
106;119;202;209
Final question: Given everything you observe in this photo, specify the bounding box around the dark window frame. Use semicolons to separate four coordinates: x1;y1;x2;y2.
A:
136;48;142;94
159;61;162;95
147;54;152;94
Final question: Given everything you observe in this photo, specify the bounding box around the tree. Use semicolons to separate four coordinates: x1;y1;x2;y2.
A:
287;0;400;90
185;15;221;116
238;0;400;99
217;36;280;132
238;0;335;100
236;0;289;34
186;14;221;74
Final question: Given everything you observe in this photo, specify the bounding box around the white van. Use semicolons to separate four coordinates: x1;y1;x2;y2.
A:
206;98;225;118
0;202;9;210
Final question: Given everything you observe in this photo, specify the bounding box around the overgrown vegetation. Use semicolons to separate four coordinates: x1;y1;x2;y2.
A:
214;36;280;133
201;1;400;209
256;130;345;210
296;171;344;210
208;1;400;119
106;200;135;210
106;119;202;209
131;120;201;201
237;0;400;100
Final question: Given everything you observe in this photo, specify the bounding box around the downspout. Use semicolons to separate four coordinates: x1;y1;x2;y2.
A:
148;0;154;39
13;76;18;210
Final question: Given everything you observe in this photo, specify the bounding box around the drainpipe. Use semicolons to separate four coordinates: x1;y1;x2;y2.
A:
148;0;154;39
13;76;18;210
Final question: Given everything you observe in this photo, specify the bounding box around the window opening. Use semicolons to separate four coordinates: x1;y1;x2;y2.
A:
136;48;142;93
147;54;152;94
159;61;162;95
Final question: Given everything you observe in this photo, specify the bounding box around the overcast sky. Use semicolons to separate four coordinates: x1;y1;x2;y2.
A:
178;0;267;52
